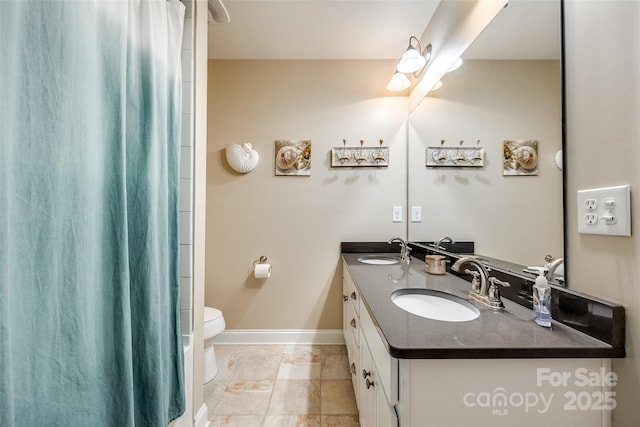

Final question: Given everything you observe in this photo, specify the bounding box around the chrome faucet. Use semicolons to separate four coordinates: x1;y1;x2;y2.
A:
433;236;454;251
545;254;564;282
388;237;412;263
451;256;490;295
451;256;510;309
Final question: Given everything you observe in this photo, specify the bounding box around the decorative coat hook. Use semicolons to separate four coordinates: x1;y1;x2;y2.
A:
426;138;485;168
337;139;350;162
330;139;389;168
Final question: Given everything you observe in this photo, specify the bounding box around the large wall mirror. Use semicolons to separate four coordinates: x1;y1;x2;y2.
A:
408;0;565;283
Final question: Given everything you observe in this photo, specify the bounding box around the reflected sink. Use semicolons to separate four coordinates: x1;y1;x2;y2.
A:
391;289;480;322
357;255;400;265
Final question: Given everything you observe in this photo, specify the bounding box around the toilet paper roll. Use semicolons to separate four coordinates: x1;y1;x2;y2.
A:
254;263;272;279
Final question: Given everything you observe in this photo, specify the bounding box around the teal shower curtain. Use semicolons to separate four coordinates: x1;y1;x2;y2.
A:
0;1;186;426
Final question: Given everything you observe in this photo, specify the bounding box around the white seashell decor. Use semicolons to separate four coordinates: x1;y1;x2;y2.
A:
225;143;259;173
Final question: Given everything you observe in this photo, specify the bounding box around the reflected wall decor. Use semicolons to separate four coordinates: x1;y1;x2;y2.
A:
502;140;539;176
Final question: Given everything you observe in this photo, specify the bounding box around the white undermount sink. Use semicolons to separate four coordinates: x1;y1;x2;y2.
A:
357;255;400;265
391;289;480;322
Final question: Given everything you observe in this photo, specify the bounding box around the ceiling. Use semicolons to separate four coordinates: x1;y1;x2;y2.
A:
207;0;560;61
208;0;439;60
463;0;560;60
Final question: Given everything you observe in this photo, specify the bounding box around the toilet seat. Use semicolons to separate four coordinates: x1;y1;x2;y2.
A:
204;307;225;340
204;307;223;323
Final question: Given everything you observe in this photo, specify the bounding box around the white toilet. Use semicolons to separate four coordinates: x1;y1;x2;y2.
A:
203;306;225;383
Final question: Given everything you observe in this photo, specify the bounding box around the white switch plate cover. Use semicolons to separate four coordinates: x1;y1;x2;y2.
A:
411;206;422;222
392;206;403;222
577;185;631;236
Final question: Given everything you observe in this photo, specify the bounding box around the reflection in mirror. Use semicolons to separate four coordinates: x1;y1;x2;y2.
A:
408;0;564;284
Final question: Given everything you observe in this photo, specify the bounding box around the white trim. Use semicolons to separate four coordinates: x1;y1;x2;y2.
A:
193;403;209;427
212;329;345;345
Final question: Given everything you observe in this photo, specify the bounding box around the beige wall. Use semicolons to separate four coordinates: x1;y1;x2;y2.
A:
564;1;640;425
408;60;563;266
206;60;407;329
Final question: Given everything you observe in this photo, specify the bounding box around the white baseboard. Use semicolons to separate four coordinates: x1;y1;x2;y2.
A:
212;329;345;345
193;403;209;427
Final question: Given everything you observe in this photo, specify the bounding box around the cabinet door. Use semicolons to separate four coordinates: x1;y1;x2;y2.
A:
401;358;612;427
361;334;398;427
360;340;376;427
376;389;398;427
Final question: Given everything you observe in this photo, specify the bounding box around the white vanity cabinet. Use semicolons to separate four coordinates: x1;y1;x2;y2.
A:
343;265;398;427
342;264;615;427
342;267;361;408
399;358;614;427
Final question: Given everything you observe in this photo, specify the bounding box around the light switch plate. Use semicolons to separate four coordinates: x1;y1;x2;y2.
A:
411;206;422;222
392;206;403;222
577;185;631;236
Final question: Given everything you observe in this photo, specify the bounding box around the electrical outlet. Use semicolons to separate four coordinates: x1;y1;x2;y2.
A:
392;206;403;222
584;213;598;225
577;185;631;236
584;199;598;211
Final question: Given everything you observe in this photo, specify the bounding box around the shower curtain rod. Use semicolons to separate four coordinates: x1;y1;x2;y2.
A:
175;0;229;23
208;0;230;23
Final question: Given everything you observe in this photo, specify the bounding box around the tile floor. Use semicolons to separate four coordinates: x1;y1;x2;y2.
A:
205;344;360;427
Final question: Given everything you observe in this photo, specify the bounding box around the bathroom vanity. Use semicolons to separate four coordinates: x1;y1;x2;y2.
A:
341;248;625;427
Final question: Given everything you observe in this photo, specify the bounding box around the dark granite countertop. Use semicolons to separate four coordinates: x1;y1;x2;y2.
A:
342;252;623;359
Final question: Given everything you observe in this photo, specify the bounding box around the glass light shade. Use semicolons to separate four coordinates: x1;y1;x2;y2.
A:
386;72;411;91
396;48;427;74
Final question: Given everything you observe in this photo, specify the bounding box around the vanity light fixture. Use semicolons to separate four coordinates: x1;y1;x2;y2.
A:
386;36;432;92
386;72;411;91
396;36;431;74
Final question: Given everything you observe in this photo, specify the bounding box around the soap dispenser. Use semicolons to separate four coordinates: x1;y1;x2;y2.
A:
528;266;551;328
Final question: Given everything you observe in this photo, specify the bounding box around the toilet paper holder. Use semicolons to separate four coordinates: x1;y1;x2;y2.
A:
253;255;268;266
252;256;272;279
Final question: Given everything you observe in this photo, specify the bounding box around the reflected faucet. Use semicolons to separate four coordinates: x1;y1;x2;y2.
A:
433;236;455;251
545;254;564;282
451;256;510;309
388;237;411;263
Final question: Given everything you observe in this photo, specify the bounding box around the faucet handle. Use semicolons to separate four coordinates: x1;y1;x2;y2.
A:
488;277;510;288
401;245;412;263
465;269;481;293
488;277;510;304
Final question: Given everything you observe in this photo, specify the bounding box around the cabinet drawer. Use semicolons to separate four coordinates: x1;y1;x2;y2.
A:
345;295;359;347
360;304;398;405
343;264;360;316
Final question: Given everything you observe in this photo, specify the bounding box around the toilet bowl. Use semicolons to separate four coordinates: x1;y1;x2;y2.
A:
203;307;225;383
